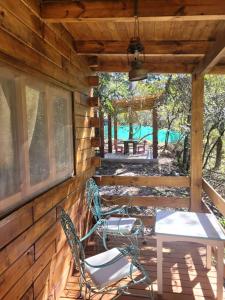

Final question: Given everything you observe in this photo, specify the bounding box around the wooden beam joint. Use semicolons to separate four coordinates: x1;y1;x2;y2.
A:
89;117;100;128
88;96;100;107
87;76;99;87
91;137;101;147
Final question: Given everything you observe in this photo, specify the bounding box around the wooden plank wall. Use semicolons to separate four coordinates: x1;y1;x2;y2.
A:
0;1;99;299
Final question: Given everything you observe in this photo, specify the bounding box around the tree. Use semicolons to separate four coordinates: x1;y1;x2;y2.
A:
203;75;225;171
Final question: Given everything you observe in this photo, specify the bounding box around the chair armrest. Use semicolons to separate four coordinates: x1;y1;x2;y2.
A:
80;220;104;242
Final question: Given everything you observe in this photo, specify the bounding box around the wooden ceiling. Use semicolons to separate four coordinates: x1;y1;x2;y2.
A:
41;1;225;74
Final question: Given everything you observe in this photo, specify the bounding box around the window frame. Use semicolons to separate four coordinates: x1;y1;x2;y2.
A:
0;65;75;217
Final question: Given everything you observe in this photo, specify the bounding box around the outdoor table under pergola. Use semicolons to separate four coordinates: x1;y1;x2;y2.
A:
101;95;160;157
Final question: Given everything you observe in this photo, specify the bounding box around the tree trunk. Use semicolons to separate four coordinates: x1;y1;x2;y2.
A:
214;136;223;170
99;111;104;158
182;135;189;171
108;114;112;153
164;128;170;151
129;122;133;140
114;115;118;151
182;111;191;172
152;107;158;158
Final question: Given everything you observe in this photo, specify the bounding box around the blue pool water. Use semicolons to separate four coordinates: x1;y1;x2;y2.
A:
104;125;181;143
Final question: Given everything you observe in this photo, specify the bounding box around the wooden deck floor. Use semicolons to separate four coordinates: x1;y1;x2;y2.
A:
60;237;225;300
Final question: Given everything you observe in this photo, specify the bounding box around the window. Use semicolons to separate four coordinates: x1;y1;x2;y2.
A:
0;66;74;217
51;87;73;176
0;72;20;201
25;85;50;186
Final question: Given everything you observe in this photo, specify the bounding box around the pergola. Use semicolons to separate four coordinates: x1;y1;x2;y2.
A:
103;95;160;157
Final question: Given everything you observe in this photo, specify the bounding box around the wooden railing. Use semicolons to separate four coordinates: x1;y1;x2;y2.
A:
94;175;191;209
94;175;190;187
202;178;225;216
202;178;225;278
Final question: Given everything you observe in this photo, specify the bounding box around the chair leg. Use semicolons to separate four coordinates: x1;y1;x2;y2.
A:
78;277;83;299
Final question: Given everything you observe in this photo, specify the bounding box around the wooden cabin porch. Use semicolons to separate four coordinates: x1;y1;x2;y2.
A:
0;1;225;300
61;237;225;300
58;174;224;300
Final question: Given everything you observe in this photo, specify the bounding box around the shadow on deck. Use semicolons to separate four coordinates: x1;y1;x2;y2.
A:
60;236;224;300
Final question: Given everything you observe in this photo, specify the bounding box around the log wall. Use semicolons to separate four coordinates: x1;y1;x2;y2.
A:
0;1;98;299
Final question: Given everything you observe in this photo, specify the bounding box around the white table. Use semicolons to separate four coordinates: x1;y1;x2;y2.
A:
155;211;225;299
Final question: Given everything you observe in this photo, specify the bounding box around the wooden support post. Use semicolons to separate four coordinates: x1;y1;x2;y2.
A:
114;115;118;152
152;107;158;159
94;109;99;144
108;114;112;153
190;75;204;212
99;111;105;158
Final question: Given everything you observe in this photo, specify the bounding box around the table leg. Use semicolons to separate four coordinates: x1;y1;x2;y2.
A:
124;142;129;155
157;237;163;294
206;244;212;269
133;143;137;154
217;242;224;300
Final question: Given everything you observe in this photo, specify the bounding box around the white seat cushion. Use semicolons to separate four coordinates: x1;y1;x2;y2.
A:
104;217;137;234
84;247;137;289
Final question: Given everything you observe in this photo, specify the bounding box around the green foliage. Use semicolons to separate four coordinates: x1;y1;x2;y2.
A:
96;72;225;174
219;217;225;229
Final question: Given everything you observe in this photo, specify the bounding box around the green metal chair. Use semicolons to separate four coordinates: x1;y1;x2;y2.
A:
85;178;146;250
60;208;154;299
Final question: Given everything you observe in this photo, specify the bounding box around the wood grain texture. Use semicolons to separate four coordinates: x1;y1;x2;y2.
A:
190;75;204;211
87;96;99;107
0;0;92;91
0;2;96;300
0;203;33;249
75;40;212;55
61;236;225;299
0;247;34;299
94;175;191;187
102;195;190;209
89;117;100;128
41;0;225;22
193;23;225;76
202;179;225;216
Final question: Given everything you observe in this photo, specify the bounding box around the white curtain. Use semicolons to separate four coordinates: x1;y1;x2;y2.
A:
0;84;13;167
25;86;39;148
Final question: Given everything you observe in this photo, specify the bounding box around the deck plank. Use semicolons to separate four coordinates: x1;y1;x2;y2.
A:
60;237;225;299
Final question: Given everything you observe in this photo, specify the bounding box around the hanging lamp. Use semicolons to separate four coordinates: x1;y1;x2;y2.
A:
127;0;148;81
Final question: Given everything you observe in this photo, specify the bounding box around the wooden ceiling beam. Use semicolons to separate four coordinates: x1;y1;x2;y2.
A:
112;95;159;111
74;40;212;55
193;25;225;76
41;1;225;22
86;56;99;68
96;62;194;74
95;61;225;74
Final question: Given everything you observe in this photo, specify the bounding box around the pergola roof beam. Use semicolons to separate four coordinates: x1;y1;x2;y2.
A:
41;0;225;22
112;96;160;111
193;26;225;76
74;40;212;56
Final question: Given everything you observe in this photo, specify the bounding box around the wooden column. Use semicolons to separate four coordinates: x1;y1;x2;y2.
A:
114;115;118;151
152;107;158;159
108;114;112;153
99;111;104;158
190;75;204;212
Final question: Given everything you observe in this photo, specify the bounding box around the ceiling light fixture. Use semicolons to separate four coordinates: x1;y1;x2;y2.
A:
127;0;148;81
